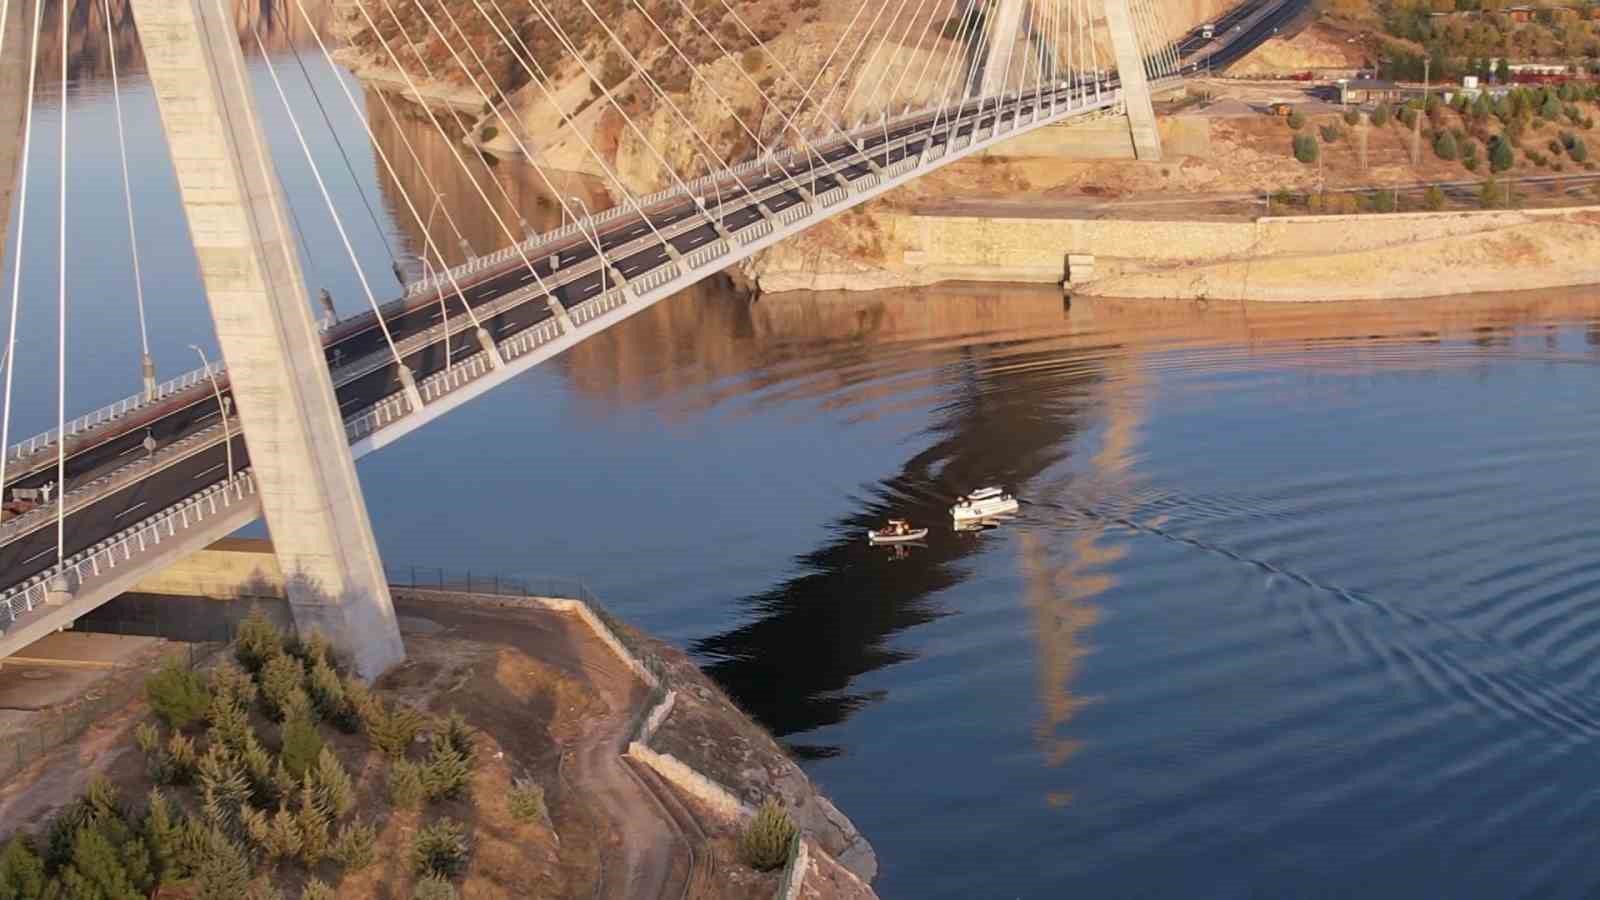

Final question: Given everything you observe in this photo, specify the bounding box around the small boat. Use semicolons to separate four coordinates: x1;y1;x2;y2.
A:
951;486;1019;524
868;519;929;544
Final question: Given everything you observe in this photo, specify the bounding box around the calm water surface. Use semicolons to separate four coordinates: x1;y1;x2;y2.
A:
8;29;1600;900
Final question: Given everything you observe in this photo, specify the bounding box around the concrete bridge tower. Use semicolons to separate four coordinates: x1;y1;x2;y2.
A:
130;0;405;678
980;0;1162;160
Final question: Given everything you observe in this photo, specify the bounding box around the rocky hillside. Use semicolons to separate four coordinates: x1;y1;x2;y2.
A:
339;0;1229;194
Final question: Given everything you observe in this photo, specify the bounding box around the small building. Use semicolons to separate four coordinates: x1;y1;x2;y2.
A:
1338;78;1405;105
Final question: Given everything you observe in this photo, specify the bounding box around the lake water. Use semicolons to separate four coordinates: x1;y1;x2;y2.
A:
8;24;1600;899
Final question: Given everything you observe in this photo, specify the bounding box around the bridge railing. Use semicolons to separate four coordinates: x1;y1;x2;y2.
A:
386;565;599;605
6;364;224;466
0;471;257;629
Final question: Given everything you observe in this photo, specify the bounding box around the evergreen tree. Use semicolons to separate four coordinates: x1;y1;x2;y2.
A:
1490;136;1516;172
0;836;46;900
143;789;180;885
1435;130;1460;159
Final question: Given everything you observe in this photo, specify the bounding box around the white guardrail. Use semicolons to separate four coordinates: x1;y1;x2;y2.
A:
0;83;1138;624
0;472;257;629
5;364;224;465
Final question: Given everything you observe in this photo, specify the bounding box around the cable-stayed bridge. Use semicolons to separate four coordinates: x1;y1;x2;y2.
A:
0;0;1202;672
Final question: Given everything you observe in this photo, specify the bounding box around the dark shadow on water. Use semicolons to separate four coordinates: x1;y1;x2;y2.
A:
692;343;1107;759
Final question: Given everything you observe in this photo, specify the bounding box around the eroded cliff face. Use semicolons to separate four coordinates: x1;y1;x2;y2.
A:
338;0;1230;195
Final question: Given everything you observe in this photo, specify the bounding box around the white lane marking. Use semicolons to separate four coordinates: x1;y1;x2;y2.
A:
192;462;225;481
22;547;54;566
116;501;147;519
340;397;362;409
120;444;142;456
197;410;219;421
519;271;534;282
582;283;600;297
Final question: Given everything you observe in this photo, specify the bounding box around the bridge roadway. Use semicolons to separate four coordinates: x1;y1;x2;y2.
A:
0;7;1279;600
0;83;1084;588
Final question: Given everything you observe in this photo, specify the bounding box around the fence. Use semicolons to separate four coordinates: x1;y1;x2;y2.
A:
0;637;226;783
385;566;599;604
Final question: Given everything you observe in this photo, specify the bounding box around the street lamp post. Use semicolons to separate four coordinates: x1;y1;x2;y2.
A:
569;195;611;301
190;345;233;483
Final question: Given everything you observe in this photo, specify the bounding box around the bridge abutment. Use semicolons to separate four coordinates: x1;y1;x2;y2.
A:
132;0;404;678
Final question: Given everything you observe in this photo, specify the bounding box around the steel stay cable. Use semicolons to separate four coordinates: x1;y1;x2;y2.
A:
519;0;725;246
807;0;900;134
902;0;966;116
55;0;67;565
409;0;618;271
474;0;681;257
287;0;483;332
0;0;45;517
839;0;921;125
561;0;770;217
662;0;839;194
889;0;956;116
351;0;549;296
102;0;150;369
625;0;805;196
285;41;401;271
250;26;417;403
929;0;986;133
362;0;532;245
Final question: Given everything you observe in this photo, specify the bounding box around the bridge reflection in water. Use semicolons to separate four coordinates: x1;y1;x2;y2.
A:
554;282;1600;767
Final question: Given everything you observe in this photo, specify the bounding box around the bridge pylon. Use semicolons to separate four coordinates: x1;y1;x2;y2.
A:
131;0;405;678
1101;0;1164;160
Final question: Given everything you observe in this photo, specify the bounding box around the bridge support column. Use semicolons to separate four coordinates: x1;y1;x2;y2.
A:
980;0;1030;96
1103;0;1163;160
133;0;405;678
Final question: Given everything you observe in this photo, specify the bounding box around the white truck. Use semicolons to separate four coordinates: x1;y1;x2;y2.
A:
1201;23;1215;39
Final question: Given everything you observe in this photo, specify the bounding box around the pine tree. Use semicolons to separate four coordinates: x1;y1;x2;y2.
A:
260;655;310;723
422;735;471;802
0;836;46;900
143;789;180;885
61;825;142;900
313;748;356;819
198;745;252;831
192;828;252;900
296;776;331;867
280;716;325;779
235;607;284;674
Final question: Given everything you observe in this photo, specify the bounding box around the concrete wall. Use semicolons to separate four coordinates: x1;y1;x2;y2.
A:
803;205;1600;301
985;115;1210;161
131;537;287;600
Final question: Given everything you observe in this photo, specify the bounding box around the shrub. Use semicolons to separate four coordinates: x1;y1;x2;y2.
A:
314;748;356;819
242;803;302;862
241;733;282;806
302;880;336;900
389;759;426;809
1463;155;1480;171
1571;139;1589;163
1344;108;1360;126
205;695;253;753
235;608;283;674
422;735;471;802
197;745;251;830
1319;124;1342;143
0;836;46;900
1373;190;1396;213
1490;137;1515;172
1424;184;1446;210
145;658;211;729
508;779;546;824
739;799;796;871
1549;138;1565;156
331;820;377;871
1371;104;1391;126
280;715;324;779
208;661;258;709
261;654;310;722
411;819;469;879
191;827;252;900
1480;177;1505;208
414;875;459;900
1400;107;1418;128
143;789;181;885
1293;133;1319;164
307;659;347;722
1286;109;1305;129
439;713;475;768
361;697;425;758
1434;130;1458;160
1541;93;1562;119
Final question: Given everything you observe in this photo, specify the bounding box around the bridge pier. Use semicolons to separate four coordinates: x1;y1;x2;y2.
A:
132;0;404;678
1102;0;1164;160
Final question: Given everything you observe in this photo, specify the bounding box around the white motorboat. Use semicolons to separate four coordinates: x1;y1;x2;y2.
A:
868;519;929;544
951;486;1019;523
